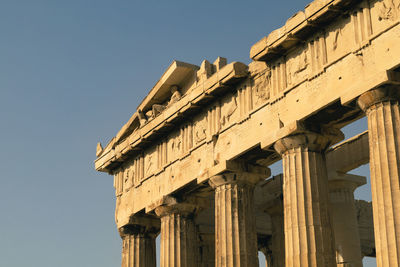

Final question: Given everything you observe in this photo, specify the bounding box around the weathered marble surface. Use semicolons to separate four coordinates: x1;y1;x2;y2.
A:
94;0;400;266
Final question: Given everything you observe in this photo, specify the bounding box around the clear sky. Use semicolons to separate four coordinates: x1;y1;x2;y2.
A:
0;1;375;266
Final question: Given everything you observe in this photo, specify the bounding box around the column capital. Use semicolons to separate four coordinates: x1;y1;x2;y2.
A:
274;128;343;154
119;224;145;238
118;215;160;238
208;171;266;188
357;86;400;112
154;201;199;218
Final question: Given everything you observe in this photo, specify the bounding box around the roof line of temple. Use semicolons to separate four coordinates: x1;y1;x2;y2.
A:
250;0;362;62
95;57;249;172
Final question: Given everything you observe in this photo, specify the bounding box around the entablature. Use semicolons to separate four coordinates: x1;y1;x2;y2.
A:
250;0;364;62
95;59;248;173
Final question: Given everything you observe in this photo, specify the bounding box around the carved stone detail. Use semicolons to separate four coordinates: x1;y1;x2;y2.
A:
194;118;207;144
220;93;238;128
169;131;182;162
144;153;154;177
123;164;133;192
287;46;309;86
378;0;400;21
253;70;271;106
326;15;353;64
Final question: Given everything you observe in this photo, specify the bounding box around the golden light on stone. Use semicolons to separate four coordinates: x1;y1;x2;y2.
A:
95;0;400;265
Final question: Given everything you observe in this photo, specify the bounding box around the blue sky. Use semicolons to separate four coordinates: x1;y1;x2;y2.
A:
0;1;375;266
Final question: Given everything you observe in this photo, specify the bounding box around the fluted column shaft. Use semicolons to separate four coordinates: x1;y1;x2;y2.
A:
275;132;340;267
120;224;157;267
155;204;198;267
209;173;261;267
358;87;400;267
329;174;365;267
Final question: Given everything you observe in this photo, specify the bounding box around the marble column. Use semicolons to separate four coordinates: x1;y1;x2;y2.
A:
155;203;198;267
328;173;366;267
274;131;340;267
119;222;158;267
209;172;262;267
358;87;400;267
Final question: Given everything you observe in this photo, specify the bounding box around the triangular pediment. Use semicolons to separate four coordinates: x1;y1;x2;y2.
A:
137;60;199;112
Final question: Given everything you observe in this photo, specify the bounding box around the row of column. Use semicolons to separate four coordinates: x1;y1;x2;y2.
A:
119;87;400;267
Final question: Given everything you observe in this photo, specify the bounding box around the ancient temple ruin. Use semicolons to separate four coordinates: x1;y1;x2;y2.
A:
95;0;400;266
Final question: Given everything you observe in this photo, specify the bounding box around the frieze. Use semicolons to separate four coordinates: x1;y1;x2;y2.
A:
193;113;208;146
286;45;310;88
370;0;400;34
252;69;271;108
123;161;134;192
377;0;400;21
326;14;355;64
144;146;157;180
167;129;182;164
220;92;239;129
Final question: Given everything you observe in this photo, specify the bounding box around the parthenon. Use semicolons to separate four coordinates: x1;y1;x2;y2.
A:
94;0;400;266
